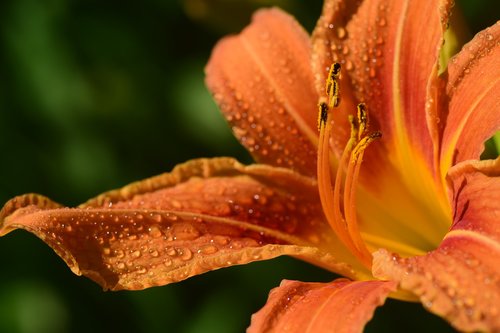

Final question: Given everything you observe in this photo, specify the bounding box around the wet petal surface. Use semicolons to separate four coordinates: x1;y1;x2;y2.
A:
248;278;396;333
205;9;319;176
441;21;500;173
373;158;500;332
0;158;367;290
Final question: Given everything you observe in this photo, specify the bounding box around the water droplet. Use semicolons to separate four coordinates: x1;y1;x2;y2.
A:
150;250;159;257
179;248;193;261
378;18;387;27
198;244;218;255
229;240;243;250
136;266;147;274
132;250;141;258
164;258;172;267
212;235;230;246
345;60;354;71
103;247;111;255
336;27;347;39
148;225;162;238
166;214;178;222
117;262;126;270
166;247;177;256
171;223;200;241
369;67;377;78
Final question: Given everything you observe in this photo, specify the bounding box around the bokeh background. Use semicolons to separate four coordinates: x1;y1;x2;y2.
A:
0;0;498;332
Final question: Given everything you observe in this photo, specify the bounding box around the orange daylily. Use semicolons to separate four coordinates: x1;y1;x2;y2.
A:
1;0;499;332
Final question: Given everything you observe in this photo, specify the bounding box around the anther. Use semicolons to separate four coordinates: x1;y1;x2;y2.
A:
352;131;382;162
356;103;369;140
318;102;329;131
325;63;341;108
330;62;341;79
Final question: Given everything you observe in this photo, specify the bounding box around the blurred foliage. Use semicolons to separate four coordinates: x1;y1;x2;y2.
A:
0;0;498;332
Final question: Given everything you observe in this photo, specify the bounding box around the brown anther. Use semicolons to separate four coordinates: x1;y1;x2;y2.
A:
356;103;369;140
325;63;341;108
330;62;341;79
352;131;382;162
317;101;329;131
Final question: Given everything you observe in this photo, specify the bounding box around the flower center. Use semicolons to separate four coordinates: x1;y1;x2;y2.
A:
317;63;382;269
316;63;451;269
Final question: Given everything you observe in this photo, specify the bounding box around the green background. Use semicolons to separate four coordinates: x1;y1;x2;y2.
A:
0;0;497;332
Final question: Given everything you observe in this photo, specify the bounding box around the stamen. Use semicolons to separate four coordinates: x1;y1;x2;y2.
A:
352;131;382;161
316;63;382;268
344;130;382;256
333;116;357;231
317;102;363;260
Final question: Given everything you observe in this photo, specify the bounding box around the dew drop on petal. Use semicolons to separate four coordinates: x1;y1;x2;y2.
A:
148;225;162;238
179;248;193;261
212;235;230;246
345;60;354;71
172;223;200;241
198;244;218;255
136;266;147;274
336;27;347;39
166;247;177;257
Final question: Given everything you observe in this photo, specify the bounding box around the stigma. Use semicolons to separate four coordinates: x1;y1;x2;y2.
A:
316;63;381;268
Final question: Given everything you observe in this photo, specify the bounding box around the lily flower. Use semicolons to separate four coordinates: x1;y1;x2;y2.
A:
1;0;499;332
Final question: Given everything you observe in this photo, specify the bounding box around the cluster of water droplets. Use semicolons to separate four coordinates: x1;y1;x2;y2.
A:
448;21;499;97
43;209;273;289
385;245;498;325
33;169;335;289
210;24;321;176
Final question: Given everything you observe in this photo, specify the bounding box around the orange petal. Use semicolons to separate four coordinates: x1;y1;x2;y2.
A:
248;278;397;333
311;1;361;156
205;8;319;177
441;21;500;173
349;0;452;169
0;158;367;290
313;0;454;254
373;158;500;332
447;157;500;239
313;0;454;180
